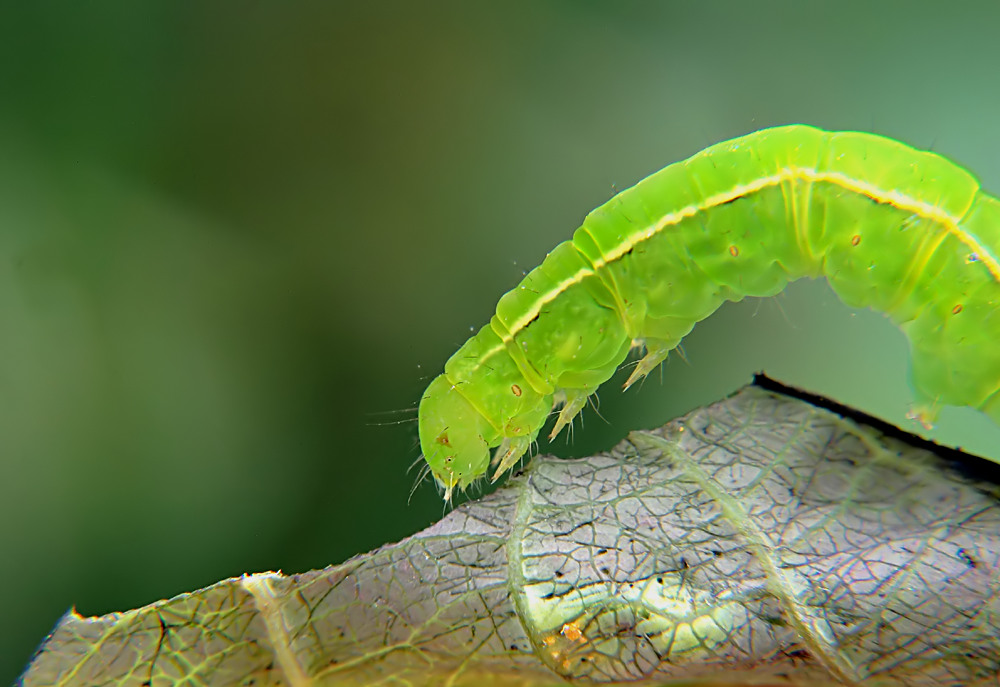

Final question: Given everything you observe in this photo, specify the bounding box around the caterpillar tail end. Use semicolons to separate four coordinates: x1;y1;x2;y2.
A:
490;436;532;483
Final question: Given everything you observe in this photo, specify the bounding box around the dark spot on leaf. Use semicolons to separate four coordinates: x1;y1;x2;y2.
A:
787;647;811;662
958;548;978;569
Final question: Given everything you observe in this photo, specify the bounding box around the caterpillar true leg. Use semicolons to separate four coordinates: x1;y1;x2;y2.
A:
548;387;594;441
624;339;676;391
490;435;534;482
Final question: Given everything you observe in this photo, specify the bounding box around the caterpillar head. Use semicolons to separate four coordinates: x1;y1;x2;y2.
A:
418;375;498;499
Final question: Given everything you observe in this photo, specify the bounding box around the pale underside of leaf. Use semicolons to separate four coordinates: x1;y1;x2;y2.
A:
20;383;1000;687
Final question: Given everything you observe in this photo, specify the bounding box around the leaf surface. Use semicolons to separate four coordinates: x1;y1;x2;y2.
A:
21;383;1000;686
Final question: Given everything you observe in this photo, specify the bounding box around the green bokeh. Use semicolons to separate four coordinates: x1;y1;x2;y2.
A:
4;2;1000;682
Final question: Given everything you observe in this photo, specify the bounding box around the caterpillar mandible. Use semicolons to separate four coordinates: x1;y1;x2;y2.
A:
418;125;1000;499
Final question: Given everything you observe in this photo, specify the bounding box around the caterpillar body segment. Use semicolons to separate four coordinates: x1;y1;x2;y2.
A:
418;125;1000;498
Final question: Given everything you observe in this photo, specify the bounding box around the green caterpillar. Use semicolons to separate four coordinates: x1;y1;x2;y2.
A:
418;125;1000;499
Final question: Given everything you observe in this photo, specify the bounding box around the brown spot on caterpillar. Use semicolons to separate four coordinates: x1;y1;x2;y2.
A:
436;433;451;447
952;304;963;315
851;234;862;246
511;384;522;397
728;245;739;257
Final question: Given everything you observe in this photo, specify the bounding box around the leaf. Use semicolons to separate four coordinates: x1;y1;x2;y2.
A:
19;380;1000;686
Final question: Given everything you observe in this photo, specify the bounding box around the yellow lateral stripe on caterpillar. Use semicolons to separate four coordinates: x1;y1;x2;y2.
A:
502;168;993;345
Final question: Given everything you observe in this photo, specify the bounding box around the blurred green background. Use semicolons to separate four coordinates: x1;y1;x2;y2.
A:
5;2;1000;681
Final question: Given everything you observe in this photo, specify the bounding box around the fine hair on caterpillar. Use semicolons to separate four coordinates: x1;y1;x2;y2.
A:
418;125;1000;500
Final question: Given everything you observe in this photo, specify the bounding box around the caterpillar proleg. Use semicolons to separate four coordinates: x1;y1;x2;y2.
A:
418;125;1000;499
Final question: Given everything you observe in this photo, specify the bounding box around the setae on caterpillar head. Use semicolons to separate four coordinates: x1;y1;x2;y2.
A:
419;369;553;500
420;320;558;499
418;375;496;499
